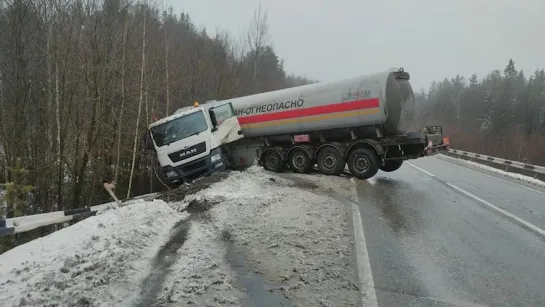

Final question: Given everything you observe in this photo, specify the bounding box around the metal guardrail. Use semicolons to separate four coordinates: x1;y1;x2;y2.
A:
445;149;545;180
0;192;159;237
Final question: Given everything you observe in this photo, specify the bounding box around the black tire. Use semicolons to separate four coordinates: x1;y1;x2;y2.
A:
288;148;313;173
262;149;284;173
316;147;345;175
380;160;403;172
347;148;379;179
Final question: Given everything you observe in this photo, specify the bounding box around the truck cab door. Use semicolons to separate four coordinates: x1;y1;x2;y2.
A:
209;102;244;145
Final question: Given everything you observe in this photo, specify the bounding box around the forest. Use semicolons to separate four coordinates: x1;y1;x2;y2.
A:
1;1;544;250
415;59;545;166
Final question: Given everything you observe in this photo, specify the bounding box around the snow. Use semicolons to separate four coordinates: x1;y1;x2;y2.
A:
154;166;360;306
0;199;182;307
147;222;245;306
440;154;545;188
0;166;360;306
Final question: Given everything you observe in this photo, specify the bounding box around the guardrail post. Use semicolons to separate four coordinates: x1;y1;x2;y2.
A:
103;182;121;209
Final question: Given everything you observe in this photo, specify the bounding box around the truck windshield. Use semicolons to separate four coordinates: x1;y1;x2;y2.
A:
150;110;208;147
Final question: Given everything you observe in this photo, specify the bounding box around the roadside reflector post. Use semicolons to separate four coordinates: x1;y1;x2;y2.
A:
103;182;121;209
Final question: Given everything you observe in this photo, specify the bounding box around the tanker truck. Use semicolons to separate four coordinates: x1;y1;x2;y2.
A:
145;68;450;186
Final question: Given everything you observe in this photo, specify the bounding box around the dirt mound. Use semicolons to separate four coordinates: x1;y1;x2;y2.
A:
185;197;222;214
158;172;229;203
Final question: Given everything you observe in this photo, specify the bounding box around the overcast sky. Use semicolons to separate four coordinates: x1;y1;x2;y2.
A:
165;0;545;91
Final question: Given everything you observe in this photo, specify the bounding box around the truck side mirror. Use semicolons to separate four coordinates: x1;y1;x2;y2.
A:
209;110;218;131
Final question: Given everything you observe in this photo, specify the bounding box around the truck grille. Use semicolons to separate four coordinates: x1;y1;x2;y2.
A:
168;142;206;163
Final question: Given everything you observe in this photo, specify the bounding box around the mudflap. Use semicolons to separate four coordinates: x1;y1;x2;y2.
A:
424;137;450;156
421;125;450;156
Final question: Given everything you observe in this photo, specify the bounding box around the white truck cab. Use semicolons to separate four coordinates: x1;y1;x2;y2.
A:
146;101;244;185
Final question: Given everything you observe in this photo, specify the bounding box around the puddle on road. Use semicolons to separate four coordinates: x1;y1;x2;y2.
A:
222;231;293;307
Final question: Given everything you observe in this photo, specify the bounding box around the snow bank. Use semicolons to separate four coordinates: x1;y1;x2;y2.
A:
0;199;182;307
440;154;545;188
1;166;360;307
155;166;360;306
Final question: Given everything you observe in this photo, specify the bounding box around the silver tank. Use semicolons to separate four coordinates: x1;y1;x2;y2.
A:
217;68;415;138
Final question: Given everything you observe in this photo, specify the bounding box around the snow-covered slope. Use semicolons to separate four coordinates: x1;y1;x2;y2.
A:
0;199;182;306
0;166;360;307
157;167;360;306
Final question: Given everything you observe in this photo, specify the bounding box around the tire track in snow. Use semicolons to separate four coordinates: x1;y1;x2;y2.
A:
134;218;191;307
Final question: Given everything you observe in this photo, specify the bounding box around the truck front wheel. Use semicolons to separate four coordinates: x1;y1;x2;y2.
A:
262;150;284;173
347;148;379;179
317;147;345;175
380;160;403;172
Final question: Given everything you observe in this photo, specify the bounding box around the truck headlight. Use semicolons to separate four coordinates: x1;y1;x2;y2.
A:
211;153;222;163
165;171;177;178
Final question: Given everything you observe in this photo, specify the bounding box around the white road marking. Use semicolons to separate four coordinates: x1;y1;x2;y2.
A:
353;189;379;307
406;162;545;238
446;183;545;237
406;162;436;177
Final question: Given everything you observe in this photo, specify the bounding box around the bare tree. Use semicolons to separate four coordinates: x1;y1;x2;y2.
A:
164;8;171;115
246;2;270;84
114;20;128;185
127;12;147;199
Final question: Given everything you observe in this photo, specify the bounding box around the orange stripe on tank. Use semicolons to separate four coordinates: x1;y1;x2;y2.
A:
237;98;380;125
240;108;380;129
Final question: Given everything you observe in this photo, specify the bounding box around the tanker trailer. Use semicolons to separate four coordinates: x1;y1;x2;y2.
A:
146;68;450;184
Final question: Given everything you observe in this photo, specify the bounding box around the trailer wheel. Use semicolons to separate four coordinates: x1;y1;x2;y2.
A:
380;160;403;172
317;147;345;175
288;148;313;173
347;148;379;179
262;150;284;173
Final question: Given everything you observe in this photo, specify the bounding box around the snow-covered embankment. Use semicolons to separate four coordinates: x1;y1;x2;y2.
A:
0;166;360;307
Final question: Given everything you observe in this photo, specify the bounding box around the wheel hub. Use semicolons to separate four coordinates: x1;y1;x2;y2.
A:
323;154;337;170
267;155;279;168
354;156;370;172
292;153;306;168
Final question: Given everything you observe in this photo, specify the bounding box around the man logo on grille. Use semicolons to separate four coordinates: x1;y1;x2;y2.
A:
180;148;197;158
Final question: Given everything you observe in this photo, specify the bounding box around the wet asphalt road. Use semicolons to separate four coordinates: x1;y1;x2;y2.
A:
356;156;545;307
